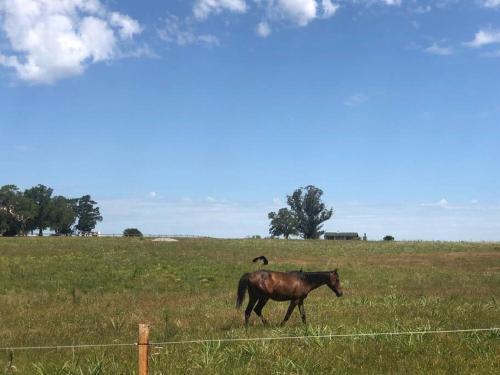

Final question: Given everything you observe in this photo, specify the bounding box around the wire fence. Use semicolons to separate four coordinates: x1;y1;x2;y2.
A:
17;233;209;238
100;234;208;238
2;327;498;352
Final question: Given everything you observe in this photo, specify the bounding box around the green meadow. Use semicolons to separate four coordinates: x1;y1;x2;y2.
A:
0;238;499;374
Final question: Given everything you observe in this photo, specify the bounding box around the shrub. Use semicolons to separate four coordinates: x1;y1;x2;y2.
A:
123;228;143;237
383;235;395;241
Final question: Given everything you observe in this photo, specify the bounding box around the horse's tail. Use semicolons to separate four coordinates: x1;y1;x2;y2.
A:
252;255;269;265
236;273;250;309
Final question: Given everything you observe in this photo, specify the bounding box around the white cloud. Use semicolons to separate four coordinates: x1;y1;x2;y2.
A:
481;49;500;57
98;197;270;238
197;34;220;45
0;0;142;84
270;0;318;26
119;44;158;59
79;16;116;61
148;192;157;199
193;0;401;26
465;28;500;48
330;200;500;241
96;197;500;241
157;15;220;47
436;198;448;207
336;0;401;6
344;93;368;106
353;0;402;6
192;1;344;30
321;0;340;18
256;21;271;37
420;198;449;208
193;0;247;20
412;5;431;14
480;0;500;9
110;12;142;40
425;42;455;56
382;0;401;5
254;0;342;27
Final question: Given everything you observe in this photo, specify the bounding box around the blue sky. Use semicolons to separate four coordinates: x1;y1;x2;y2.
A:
1;0;499;240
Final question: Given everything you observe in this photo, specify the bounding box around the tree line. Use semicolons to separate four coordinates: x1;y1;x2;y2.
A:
0;184;102;236
268;185;333;239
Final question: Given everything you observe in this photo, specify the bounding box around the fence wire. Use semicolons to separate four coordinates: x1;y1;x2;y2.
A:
2;327;498;351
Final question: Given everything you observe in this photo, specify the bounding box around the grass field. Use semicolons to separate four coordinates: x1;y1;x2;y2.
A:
0;238;499;374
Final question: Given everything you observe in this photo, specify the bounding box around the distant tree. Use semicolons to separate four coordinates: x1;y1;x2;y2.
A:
0;185;19;235
2;185;103;236
75;195;102;234
123;228;143;237
383;235;395;241
287;185;333;239
24;184;54;236
14;192;37;235
49;196;78;235
0;185;21;235
0;185;37;236
267;208;298;239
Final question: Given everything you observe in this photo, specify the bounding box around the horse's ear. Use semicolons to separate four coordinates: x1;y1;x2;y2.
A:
333;268;338;274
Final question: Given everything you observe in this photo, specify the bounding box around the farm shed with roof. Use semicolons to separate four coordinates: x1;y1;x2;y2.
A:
324;232;360;240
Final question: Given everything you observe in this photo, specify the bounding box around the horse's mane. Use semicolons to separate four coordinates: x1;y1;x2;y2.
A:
294;271;331;284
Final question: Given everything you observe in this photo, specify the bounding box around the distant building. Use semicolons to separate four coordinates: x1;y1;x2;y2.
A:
324;232;360;240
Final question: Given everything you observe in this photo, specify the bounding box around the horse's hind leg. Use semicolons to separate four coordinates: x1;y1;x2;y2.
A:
253;297;269;326
298;300;306;324
281;300;299;326
245;294;258;326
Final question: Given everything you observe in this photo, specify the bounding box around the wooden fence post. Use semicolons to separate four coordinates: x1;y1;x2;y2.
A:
138;324;150;375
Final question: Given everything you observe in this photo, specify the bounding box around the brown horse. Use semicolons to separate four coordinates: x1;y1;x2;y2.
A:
236;269;343;326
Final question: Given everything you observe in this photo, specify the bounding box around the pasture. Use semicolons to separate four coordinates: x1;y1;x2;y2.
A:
0;238;499;374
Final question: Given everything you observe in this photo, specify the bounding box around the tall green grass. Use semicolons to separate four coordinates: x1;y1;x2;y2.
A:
0;238;499;373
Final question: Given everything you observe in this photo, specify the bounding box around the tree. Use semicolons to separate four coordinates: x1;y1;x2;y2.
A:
24;184;54;236
0;185;19;235
383;235;395;241
0;185;36;236
1;185;21;235
267;208;298;239
286;185;333;239
75;195;102;234
49;196;77;235
2;185;103;236
123;228;143;237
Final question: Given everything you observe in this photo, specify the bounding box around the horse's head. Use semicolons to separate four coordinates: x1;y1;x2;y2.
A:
328;269;343;297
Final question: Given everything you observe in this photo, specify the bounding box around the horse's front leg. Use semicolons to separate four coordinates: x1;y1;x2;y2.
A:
298;300;306;324
281;300;299;326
